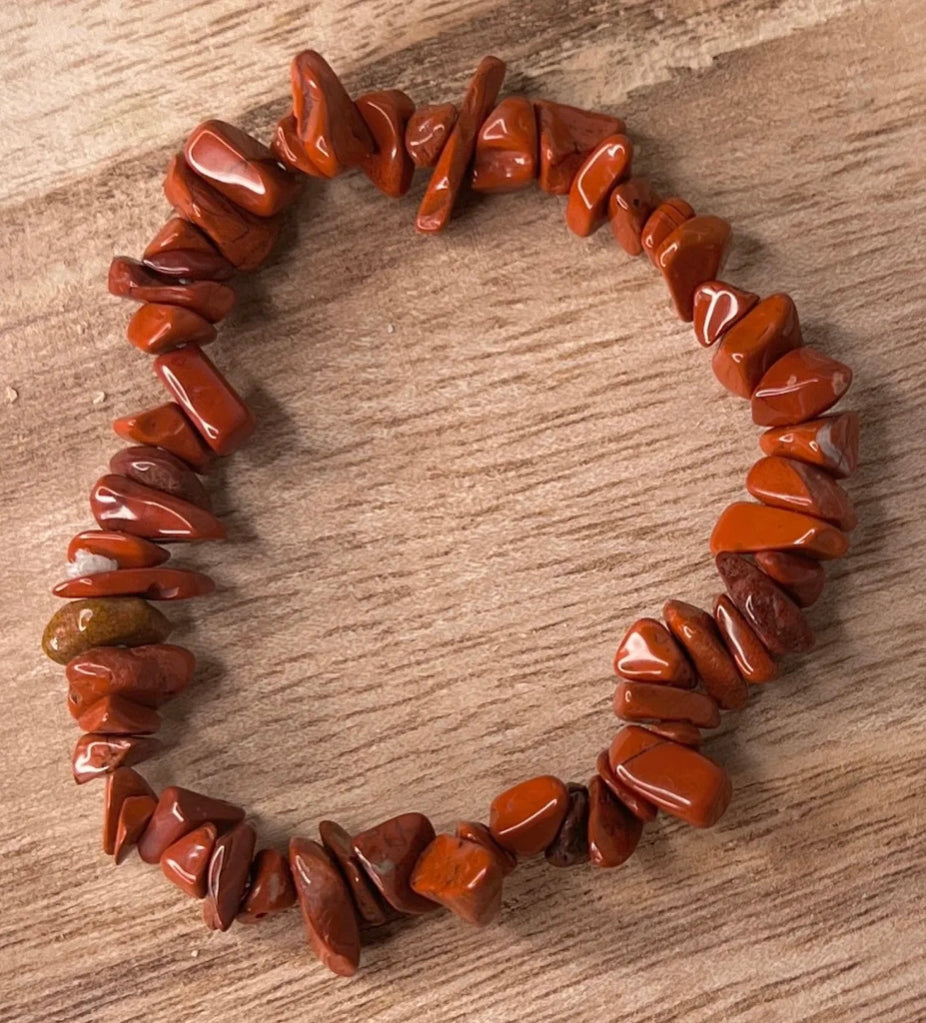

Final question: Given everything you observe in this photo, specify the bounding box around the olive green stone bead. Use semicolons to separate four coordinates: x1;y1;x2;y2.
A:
42;598;173;664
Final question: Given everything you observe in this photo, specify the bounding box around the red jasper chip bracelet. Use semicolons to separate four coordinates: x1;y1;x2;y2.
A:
41;50;860;977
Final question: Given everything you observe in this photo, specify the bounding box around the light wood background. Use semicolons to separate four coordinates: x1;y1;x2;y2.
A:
2;1;925;1020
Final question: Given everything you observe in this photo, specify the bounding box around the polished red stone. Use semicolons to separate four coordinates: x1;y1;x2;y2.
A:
543;783;589;868
608;177;659;256
185;119;302;217
565;134;633;237
270;114;324;176
410;834;504;925
108;256;235;323
103;767;155;855
356;90;416;198
72;732;161;785
471;96;538;193
596;749;658;821
489;775;569;856
692;281;759;347
143;217;236;281
351;813;439;915
454;820;518;876
109;446;212;510
417;56;506;233
710;501;849;560
113;793;156;865
91;473;226;542
290;50;373;178
238;848;297;923
711;294;803;399
113;402;213;473
42;597;173;665
587;775;643;868
713;593;778;683
655;215;732;321
751;348;853;427
754;550;826;607
643;720;702;746
746;454;856;530
54;567;215;601
161;822;218;899
319;819;391;926
203;820;257;931
290;836;362;977
641;198;694;265
613;680;720;728
534;100;626;195
76;694;161;735
126;304;217;355
662;599;747;710
138;786;245;864
609;726;731;828
614;617;696;688
67;644;193;714
405;103;457;168
759;412;859;479
67;530;170;570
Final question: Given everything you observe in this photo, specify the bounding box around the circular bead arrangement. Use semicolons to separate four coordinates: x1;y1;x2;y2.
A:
41;51;860;977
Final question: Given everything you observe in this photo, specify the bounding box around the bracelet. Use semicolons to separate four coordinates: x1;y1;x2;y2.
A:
41;50;858;978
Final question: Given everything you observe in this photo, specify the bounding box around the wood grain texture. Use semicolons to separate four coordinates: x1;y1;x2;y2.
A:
2;1;925;1020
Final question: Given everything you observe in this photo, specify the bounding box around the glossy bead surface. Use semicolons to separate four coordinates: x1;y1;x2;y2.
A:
76;694;161;735
711;501;849;560
356;90;415;198
319;819;390;926
108;256;236;323
110;446;212;510
655;215;732;321
154;344;255;456
126;304;217;355
410;834;504;926
586;775;643;868
42;598;172;664
746;455;856;530
565;134;633;237
471;96;538;193
641;198;694;265
488;775;568;856
662;599;748;710
454;821;517;876
143;217;236;281
534;100;626;195
138;787;245;864
91;474;226;542
608;177;659;256
72;732;161;785
609;726;731;828
352;813;439;915
613;680;720;728
54;567;215;601
614;617;696;688
596;749;658;822
643;720;703;746
161;822;218;899
103;767;155;855
67;530;169;570
754;550;826;607
113;794;156;865
238;848;297;923
711;294;802;399
113;402;213;473
270;114;324;175
67;643;194;713
203;821;257;931
713;593;778;683
417;56;506;233
751;348;853;426
405;103;457;168
759;412;859;479
544;783;589;868
692;280;759;347
290;836;361;977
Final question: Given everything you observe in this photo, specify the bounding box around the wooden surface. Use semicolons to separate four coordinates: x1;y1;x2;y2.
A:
2;1;925;1020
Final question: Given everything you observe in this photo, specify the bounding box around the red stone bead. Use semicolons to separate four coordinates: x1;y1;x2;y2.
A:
143;217;236;281
751;348;853;427
290;50;373;178
534;100;626;196
237;848;297;923
711;501;849;560
109;445;212;510
565;134;633;237
126;304;217;355
270;114;324;176
713;593;778;683
586;775;643;868
108;256;236;323
596;749;658;821
613;617;696;688
113;793;156;865
613;680;720;728
471;96;538;193
759;411;859;479
454;821;517;876
153;344;255;456
161;822;218;898
53;567;215;601
404;103;457;168
417;56;506;233
655;215;732;321
543;784;589;868
488;775;569;856
641;198;694;265
754;550;826;608
746;455;856;531
113;402;213;473
203;820;257;932
67;643;194;713
318;819;391;926
711;293;803;398
67;530;170;569
76;694;161;735
410;834;505;925
103;767;155;855
692;280;759;347
138;786;244;864
90;473;226;542
643;720;703;746
608;177;659;256
662;599;748;710
352;813;440;915
356;90;416;198
72;732;161;785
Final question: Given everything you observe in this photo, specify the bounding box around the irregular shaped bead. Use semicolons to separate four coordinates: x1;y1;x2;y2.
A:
587;775;643;868
534;100;626;195
319;819;390;926
163;154;281;272
91;474;226;542
138;787;245;864
613;617;696;688
110;446;212;510
154;344;255;456
754;550;826;607
655;215;732;321
715;552;814;657
184;119;303;217
67;644;194;714
751;348;853;427
67;530;169;570
270;114;324;176
471;96;538;193
143;217;236;281
405;103;457;168
76;695;161;735
643;721;703;746
710;501;849;560
759;411;859;479
203;820;257;931
290;836;361;977
488;775;568;856
103;767;155;855
356;90;415;198
72;732;161;785
42;597;172;664
238;848;297;923
113;793;156;865
692;280;759;347
351;813;439;915
746;455;856;531
417;56;506;233
126;304;217;355
662;599;747;710
108;256;235;323
291;50;373;178
54;567;215;601
608;176;659;256
711;294;803;399
713;594;778;683
641;198;694;265
613;680;720;728
596;749;658;822
454;821;517;876
113;402;213;473
161;823;218;899
544;783;589;868
410;834;504;926
609;726;731;828
565;134;633;237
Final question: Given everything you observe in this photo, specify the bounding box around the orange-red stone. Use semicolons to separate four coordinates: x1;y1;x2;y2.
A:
108;256;235;323
692;280;759;347
143;217;236;281
754;550;826;607
535;100;626;195
655;215;732;321
126;303;217;355
586;775;643;867
454;821;517;876
746;455;856;530
161;822;218;898
138;786;244;864
711;501;849;560
410;834;504;925
489;775;568;856
471;96;538;193
404;103;457;168
713;593;778;683
203;820;256;931
67;643;194;713
54;567;215;601
352;813;440;915
103;767;155;855
72;732;161;785
641;198;694;265
91;474;226;542
319;820;391;925
76;695;161;735
356;89;416;198
751;347;853;427
759;412;859;479
109;446;212;510
613;680;720;728
238;848;297;923
643;721;703;746
596;749;658;821
67;530;169;569
613;617;696;688
113;402;213;473
270;114;324;176
113;793;156;864
565;134;633;237
662;599;748;710
608;177;659;256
